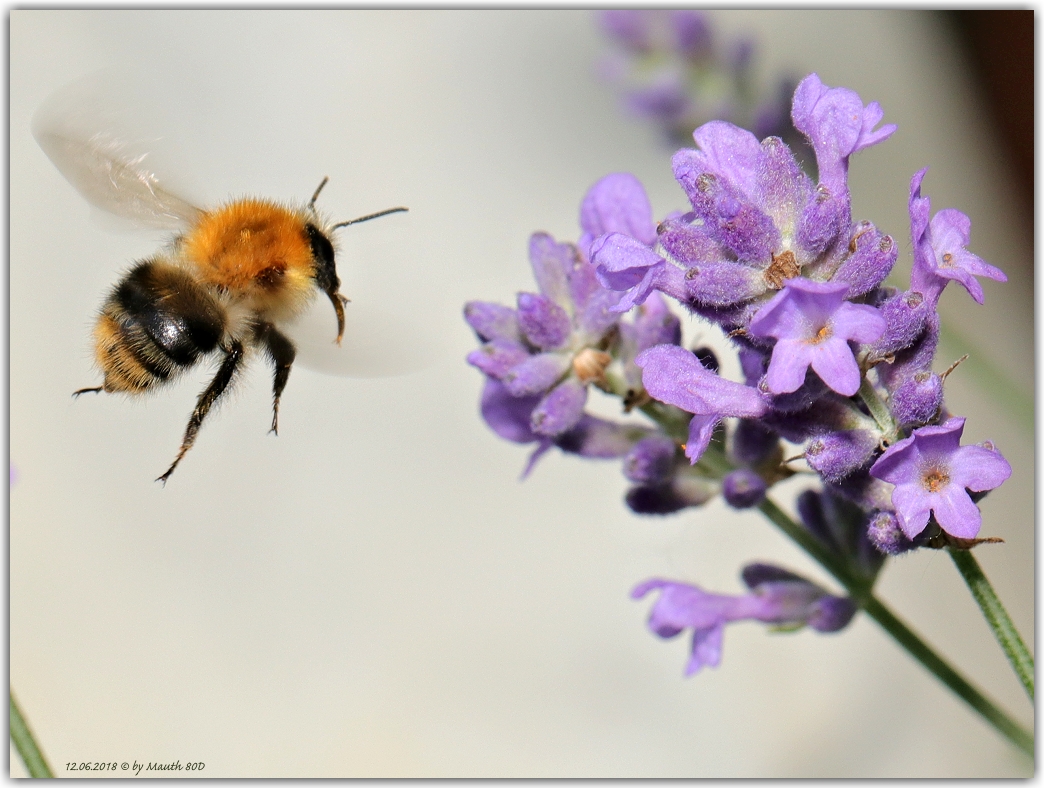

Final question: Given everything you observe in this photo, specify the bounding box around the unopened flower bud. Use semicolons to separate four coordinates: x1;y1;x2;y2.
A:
517;292;571;350
730;418;779;467
722;468;767;508
805;429;878;483
684;261;766;306
870;289;929;357
867;510;917;555
832;221;897;297
624;435;678;484
890;371;942;428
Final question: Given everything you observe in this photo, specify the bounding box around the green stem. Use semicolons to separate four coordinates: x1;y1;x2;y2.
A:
948;548;1034;701
10;693;53;778
858;375;897;441
862;596;1033;755
757;497;1033;757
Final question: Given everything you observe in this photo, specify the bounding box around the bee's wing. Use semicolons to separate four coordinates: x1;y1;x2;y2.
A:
32;75;202;231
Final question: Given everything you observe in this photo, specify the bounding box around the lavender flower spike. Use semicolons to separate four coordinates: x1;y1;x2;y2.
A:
869;417;1012;539
748;278;885;397
633;565;855;675
636;344;767;463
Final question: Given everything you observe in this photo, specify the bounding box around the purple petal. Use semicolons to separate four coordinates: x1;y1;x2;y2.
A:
636;344;767;418
479;377;540;444
686;624;724;675
809;338;862;397
466;339;530;379
686;121;764;202
763;339;814;394
591;232;667;311
829;301;886;344
685;413;720;463
930;485;983;539
579;172;657;247
949;444;1013;492
528;233;575;309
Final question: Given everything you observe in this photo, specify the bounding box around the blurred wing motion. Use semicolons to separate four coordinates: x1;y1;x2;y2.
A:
32;76;202;230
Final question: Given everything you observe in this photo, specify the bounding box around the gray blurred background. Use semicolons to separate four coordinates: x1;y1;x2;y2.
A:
10;10;1033;777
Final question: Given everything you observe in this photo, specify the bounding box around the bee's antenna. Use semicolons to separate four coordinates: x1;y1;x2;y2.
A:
331;206;409;231
309;176;330;211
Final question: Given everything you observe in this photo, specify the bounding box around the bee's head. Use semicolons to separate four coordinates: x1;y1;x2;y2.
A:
304;177;408;344
305;176;408;294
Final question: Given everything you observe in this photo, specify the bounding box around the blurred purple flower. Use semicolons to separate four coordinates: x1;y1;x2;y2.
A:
633;564;855;675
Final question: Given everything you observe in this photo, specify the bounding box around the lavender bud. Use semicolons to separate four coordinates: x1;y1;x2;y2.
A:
832;221;897;297
867;510;917;555
805;429;878;483
796;489;836;550
530;379;587;436
657;214;722;265
684;261;766;306
464;301;521;342
626;484;690;515
517;292;571;350
729;418;779;467
890;371;943;428
808;596;857;632
870;290;929;357
624;435;678;484
722;468;767;509
757;372;827;413
797;184;846;260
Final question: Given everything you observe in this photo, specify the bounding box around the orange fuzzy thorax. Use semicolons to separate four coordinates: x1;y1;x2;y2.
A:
182;200;317;315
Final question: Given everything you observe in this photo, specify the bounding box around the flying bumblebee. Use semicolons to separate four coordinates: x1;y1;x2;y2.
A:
33;97;407;484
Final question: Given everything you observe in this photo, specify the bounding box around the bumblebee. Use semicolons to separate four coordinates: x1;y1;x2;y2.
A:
34;113;406;483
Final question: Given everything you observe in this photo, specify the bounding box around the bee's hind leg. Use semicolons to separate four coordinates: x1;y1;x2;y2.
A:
156;340;245;485
72;386;104;397
254;322;296;436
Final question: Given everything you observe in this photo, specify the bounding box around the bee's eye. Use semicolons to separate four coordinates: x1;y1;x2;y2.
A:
306;224;338;291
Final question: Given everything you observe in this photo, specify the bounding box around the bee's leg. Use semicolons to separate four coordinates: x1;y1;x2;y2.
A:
72;386;104;397
254;322;297;435
156;340;245;485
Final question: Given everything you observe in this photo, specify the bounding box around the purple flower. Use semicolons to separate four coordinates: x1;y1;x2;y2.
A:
578;172;658;260
869;417;1012;539
791;73;896;203
632;564;855;675
591;233;688;313
908;168;1006;306
748;279;885;397
635;344;767;463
